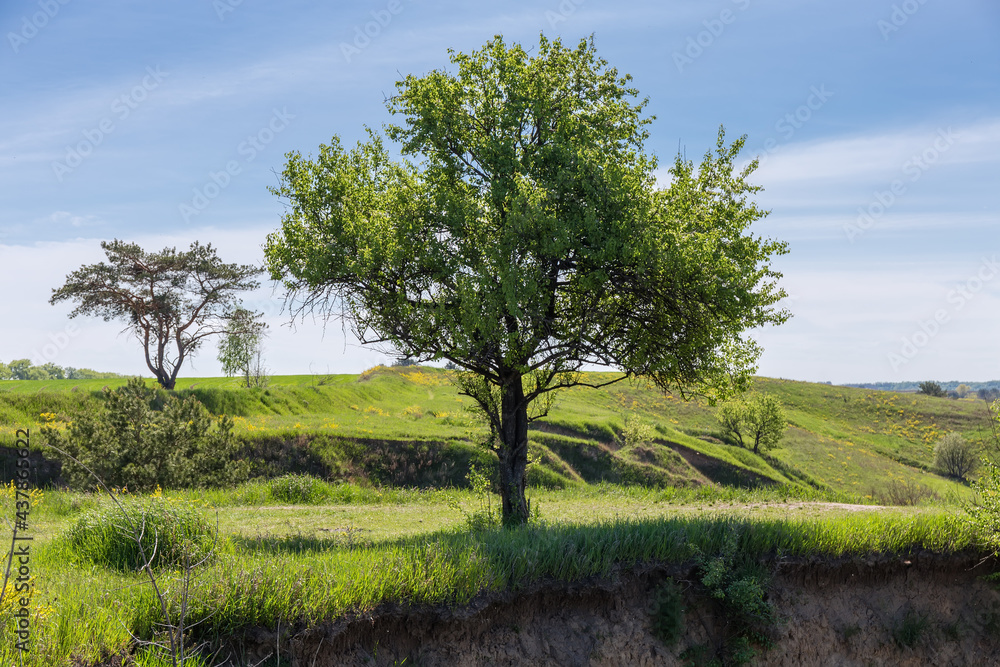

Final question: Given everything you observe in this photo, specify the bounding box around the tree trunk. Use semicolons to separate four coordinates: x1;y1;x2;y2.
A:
497;373;530;527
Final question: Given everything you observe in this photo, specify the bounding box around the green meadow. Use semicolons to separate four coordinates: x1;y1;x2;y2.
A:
0;367;995;665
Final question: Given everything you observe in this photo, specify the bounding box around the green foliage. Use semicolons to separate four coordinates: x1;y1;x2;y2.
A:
918;381;947;398
264;34;788;525
451;462;502;530
217;307;269;388
967;459;1000;554
268;474;330;504
873;479;937;506
966;400;1000;554
50;239;261;389
43;377;250;491
717;400;747;448
650;578;685;646
619;413;654;448
717;393;787;454
7;358;32;380
66;496;215;571
690;530;775;664
934;432;979;480
0;358;100;381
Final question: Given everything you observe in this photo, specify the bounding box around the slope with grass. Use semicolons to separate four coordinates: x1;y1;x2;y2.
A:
1;482;994;666
1;367;989;501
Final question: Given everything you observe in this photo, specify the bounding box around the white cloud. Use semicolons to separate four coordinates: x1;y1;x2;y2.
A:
754;118;1000;185
754;257;1000;383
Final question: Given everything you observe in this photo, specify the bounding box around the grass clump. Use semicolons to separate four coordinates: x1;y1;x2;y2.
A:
268;473;332;504
66;496;215;571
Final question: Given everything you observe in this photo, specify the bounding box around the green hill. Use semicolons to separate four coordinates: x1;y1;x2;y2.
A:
0;367;990;500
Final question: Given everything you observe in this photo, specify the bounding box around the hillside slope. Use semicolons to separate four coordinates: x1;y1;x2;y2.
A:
0;367;988;498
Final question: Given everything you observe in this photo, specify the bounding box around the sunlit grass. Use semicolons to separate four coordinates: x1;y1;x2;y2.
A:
0;482;983;666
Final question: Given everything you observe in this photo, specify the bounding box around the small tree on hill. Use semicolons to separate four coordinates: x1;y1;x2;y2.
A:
217;307;269;388
934;432;978;481
718;393;787;454
917;381;946;397
718;400;748;449
50;240;261;389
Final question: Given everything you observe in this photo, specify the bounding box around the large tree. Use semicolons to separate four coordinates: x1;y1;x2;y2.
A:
265;35;789;525
51;240;261;389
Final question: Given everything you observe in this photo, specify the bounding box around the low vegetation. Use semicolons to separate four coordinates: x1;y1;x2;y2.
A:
1;372;999;664
0;480;985;666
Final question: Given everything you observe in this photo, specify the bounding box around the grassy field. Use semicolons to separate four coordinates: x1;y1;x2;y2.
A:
1;367;991;500
0;369;995;664
0;481;983;666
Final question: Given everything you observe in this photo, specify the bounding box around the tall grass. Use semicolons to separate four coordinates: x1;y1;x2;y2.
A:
0;493;984;665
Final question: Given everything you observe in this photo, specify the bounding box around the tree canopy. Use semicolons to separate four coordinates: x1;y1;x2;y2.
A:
51;240;261;389
718;393;787;454
217;307;269;388
265;35;789;524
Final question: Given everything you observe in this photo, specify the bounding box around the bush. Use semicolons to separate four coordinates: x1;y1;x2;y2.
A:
934;432;979;481
968;459;1000;555
874;479;937;506
67;496;215;571
917;381;947;397
619;413;653;448
43;377;250;491
268;474;331;504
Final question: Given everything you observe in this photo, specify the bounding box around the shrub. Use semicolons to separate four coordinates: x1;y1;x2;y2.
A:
934;432;979;481
43;377;250;491
690;531;775;663
67;496;215;571
917;381;946;397
874;479;936;506
967;459;1000;555
268;474;331;504
619;413;653;448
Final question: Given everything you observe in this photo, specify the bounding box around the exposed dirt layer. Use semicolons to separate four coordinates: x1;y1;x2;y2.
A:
213;553;1000;666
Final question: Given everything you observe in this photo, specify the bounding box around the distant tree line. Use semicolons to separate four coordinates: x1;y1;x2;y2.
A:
0;359;122;381
849;380;1000;397
916;381;998;401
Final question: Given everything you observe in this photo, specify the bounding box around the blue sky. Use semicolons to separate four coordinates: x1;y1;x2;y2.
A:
1;0;998;383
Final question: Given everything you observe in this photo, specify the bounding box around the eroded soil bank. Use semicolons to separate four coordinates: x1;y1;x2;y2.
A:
226;553;1000;666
